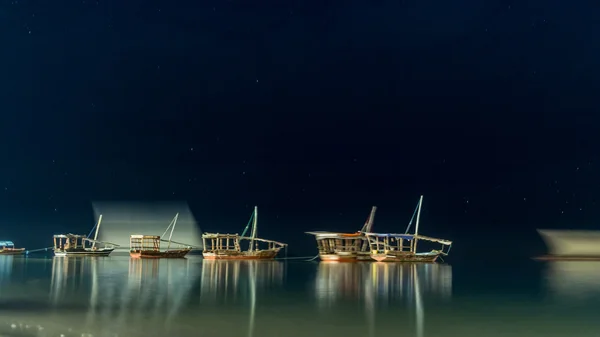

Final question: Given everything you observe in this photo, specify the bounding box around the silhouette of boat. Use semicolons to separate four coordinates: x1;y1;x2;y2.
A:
129;213;193;258
202;206;287;260
0;241;25;255
305;206;377;262
364;196;452;262
53;215;118;257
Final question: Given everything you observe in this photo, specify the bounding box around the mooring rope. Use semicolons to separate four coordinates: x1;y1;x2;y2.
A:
274;254;319;261
87;223;97;238
240;210;255;239
25;247;53;255
404;200;421;234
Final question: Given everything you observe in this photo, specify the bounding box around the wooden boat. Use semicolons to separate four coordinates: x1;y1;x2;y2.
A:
202;206;287;260
364;196;452;262
305;206;377;262
0;241;25;255
534;229;600;261
53;215;119;257
129;213;193;258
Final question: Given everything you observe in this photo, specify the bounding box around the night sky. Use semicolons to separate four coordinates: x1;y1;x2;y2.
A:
1;0;598;259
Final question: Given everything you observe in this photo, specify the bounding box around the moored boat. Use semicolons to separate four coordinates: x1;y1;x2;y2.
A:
53;214;119;257
364;196;452;263
129;213;193;258
535;229;600;261
202;206;287;260
0;241;25;255
305;206;377;262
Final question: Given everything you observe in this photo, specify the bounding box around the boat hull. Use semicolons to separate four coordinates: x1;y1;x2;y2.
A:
130;248;192;259
54;248;114;257
319;253;372;263
0;248;25;255
202;249;280;260
533;255;600;261
370;253;441;263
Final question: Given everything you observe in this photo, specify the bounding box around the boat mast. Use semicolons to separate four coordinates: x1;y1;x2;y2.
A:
361;206;377;233
166;213;179;251
92;214;103;250
249;206;258;252
412;195;424;253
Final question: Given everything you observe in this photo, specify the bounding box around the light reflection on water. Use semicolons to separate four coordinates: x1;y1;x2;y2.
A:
314;262;452;305
314;263;452;337
199;260;285;337
0;256;14;284
0;257;597;336
47;256;200;336
543;261;600;300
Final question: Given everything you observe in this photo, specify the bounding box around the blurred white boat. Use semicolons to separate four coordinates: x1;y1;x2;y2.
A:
536;229;600;260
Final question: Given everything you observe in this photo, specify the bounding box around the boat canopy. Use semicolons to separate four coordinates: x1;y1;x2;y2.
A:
416;234;453;246
130;235;160;239
305;231;363;238
53;234;87;239
202;233;286;247
0;241;14;247
364;233;415;240
202;233;240;239
363;232;452;246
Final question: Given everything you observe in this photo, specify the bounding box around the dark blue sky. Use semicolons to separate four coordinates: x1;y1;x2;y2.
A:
1;0;598;257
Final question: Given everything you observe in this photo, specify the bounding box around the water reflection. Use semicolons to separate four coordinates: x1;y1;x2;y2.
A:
200;260;284;299
315;263;452;337
544;261;600;300
0;256;14;284
47;256;200;336
3;258;600;337
315;263;452;304
4;258;286;337
200;260;285;337
50;256;96;305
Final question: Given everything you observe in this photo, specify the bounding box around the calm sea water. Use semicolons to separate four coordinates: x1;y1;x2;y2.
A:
0;255;597;337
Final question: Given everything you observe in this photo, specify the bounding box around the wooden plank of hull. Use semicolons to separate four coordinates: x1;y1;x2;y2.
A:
130;248;192;259
533;255;600;261
371;253;440;263
0;249;25;255
202;249;279;260
203;254;275;260
54;248;114;257
319;253;372;263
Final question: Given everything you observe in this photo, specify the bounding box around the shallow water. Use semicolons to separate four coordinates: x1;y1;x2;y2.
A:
0;255;597;336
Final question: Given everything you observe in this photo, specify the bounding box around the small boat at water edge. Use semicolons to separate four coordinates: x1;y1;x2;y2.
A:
535;229;600;261
53;214;119;257
129;213;193;258
0;241;25;255
364;195;452;263
202;206;287;260
305;206;377;262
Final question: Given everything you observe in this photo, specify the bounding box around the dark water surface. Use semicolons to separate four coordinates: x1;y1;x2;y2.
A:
0;255;597;337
